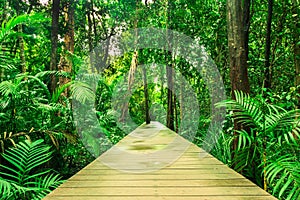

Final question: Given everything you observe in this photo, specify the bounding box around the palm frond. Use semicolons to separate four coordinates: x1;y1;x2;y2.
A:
215;90;300;199
0;139;63;199
0;53;17;71
0;177;29;199
71;81;95;104
0;177;13;196
35;70;69;80
0;140;52;185
0;13;48;43
265;154;300;200
215;90;264;129
32;173;64;199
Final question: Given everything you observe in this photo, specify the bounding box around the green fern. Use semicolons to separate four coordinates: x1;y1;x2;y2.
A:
0;139;63;199
215;90;300;199
265;153;300;200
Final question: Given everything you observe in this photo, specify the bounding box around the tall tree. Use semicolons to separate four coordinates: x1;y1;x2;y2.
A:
166;0;175;131
142;64;151;124
58;0;75;97
263;0;273;90
227;0;251;95
292;0;300;106
50;0;60;93
16;2;26;75
226;0;251;150
119;0;139;123
86;0;94;72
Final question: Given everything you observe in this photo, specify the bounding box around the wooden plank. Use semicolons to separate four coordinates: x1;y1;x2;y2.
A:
69;174;244;181
43;196;276;200
59;179;256;187
47;186;272;196
44;121;277;200
76;168;242;175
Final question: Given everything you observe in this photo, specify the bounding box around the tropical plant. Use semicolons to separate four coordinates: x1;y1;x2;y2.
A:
0;139;63;200
0;13;48;72
216;90;300;199
265;148;300;199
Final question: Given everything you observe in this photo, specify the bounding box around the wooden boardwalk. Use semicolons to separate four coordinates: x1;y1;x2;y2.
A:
44;121;276;200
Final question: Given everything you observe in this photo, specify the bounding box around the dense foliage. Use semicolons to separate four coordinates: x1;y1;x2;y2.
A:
0;0;299;199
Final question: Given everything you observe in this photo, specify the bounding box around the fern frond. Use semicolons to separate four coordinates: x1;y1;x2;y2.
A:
32;173;64;199
265;154;300;200
0;177;29;199
71;81;95;104
51;82;73;103
0;140;52;185
0;139;63;199
215;90;264;129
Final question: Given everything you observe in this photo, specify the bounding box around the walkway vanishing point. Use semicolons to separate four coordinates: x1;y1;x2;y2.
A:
44;121;276;200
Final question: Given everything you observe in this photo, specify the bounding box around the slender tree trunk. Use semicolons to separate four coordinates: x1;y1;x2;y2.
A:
263;0;273;90
58;0;74;97
160;64;164;103
166;61;174;130
50;0;60;93
292;0;300;106
166;0;175;131
227;0;251;151
119;50;138;122
119;2;139;122
174;92;178;132
262;0;273;191
86;1;94;72
16;3;26;75
91;0;102;72
18;24;26;74
243;0;251;59
143;65;150;124
0;1;8;82
173;63;178;133
179;73;184;125
91;0;97;43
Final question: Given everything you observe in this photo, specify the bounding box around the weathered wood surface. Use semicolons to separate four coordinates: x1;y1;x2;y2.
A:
44;121;276;200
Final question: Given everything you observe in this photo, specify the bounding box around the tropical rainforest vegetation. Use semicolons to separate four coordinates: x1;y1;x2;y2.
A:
0;0;299;199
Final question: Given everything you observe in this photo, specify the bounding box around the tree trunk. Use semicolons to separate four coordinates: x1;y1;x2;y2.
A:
292;0;300;106
86;1;94;72
119;50;138;122
143;65;151;124
166;0;175;131
18;24;26;74
58;0;74;97
227;0;251;151
0;2;7;82
227;0;251;96
119;1;139;123
16;3;26;75
50;0;60;93
179;73;184;125
91;0;97;44
166;60;174;131
262;1;273;190
160;64;164;104
263;0;273;90
174;91;178;132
